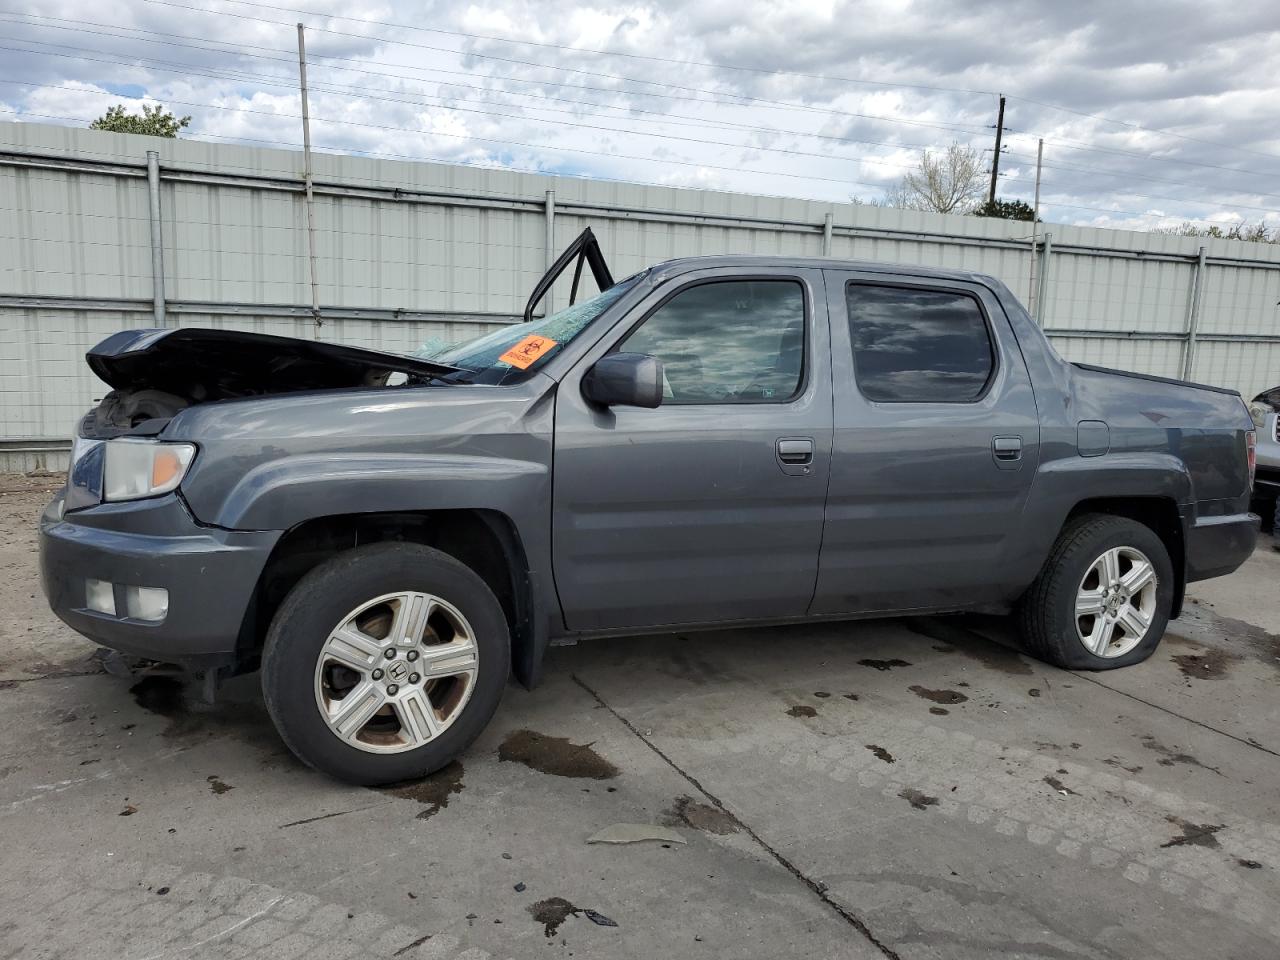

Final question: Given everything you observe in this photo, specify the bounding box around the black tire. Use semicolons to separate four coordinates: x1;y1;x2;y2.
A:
261;542;510;785
1250;491;1277;537
1016;514;1174;670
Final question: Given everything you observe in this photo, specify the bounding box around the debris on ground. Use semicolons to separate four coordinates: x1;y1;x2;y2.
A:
586;823;687;845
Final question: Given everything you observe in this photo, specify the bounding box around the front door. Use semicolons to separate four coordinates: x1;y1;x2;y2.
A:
811;270;1040;615
552;267;833;631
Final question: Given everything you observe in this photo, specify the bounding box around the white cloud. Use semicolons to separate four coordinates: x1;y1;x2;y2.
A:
1;0;1279;230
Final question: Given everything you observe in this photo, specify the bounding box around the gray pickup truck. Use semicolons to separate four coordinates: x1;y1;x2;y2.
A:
40;230;1258;784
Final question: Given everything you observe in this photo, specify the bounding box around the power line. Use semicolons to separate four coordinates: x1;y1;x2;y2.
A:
1002;151;1280;205
1003;131;1280;181
0;10;998;142
7;12;1278;224
997;169;1280;219
1007;94;1280;164
1;107;1258;230
14;8;1280;202
148;0;1280;165
0;18;980;157
0;98;900;194
143;0;998;99
0;71;921;182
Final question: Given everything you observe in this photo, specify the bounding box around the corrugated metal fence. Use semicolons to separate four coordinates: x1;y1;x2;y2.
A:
4;121;1280;472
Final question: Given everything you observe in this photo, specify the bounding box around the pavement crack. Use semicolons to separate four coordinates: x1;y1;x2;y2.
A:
1071;673;1280;760
571;673;902;960
278;801;392;829
393;934;432;956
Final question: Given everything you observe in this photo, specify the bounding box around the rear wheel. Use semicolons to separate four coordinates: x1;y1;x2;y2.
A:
262;543;510;785
1017;514;1173;670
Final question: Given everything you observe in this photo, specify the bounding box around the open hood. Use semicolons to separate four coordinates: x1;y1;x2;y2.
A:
87;327;460;400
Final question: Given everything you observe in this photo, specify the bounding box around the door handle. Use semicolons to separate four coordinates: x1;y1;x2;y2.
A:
776;438;814;464
992;436;1022;461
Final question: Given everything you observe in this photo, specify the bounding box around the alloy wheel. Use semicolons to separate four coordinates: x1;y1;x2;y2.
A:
313;591;479;753
1073;546;1158;658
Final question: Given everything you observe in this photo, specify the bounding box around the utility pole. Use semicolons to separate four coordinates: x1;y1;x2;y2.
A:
987;94;1006;205
297;23;322;337
1028;138;1043;312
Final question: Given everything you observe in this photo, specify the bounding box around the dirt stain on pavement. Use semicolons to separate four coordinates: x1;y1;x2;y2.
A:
1170;647;1240;680
903;617;1035;676
662;795;740;835
786;705;818;718
499;730;619;780
380;761;465;819
858;659;911;672
1192;610;1280;666
130;676;185;718
1141;736;1223;776
529;898;577;937
929;707;949;716
1161;816;1224;849
908;685;969;705
1237;858;1264;869
206;775;233;796
1103;757;1143;774
899;788;939;810
128;677;280;752
866;744;896;764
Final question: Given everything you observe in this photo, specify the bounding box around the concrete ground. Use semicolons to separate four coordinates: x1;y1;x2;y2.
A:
2;473;1279;960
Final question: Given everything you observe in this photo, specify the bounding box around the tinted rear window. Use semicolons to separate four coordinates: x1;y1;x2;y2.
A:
846;284;995;402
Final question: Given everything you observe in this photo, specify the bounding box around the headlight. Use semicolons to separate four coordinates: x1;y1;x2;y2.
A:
103;440;196;502
1248;401;1273;429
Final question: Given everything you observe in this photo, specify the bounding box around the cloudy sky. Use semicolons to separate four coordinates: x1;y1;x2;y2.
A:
2;0;1280;232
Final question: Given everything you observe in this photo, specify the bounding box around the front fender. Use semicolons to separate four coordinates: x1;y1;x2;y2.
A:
198;452;556;688
209;453;547;531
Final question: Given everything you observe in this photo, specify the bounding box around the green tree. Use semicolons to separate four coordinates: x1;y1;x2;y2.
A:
89;104;191;138
973;198;1036;221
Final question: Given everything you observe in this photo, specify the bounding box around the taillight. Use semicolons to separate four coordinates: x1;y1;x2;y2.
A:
1247;430;1257;488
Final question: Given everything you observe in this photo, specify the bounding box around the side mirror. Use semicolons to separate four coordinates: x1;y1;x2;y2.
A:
582;353;663;409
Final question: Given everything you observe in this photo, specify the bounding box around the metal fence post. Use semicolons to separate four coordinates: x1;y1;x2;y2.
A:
145;149;166;326
544;189;556;315
1034;231;1052;324
1181;245;1207;381
822;212;833;257
296;23;322;337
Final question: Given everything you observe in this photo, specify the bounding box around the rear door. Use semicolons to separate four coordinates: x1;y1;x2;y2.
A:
811;271;1040;615
552;267;833;631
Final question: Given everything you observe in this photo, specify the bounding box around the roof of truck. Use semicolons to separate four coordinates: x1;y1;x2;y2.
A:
644;254;1000;287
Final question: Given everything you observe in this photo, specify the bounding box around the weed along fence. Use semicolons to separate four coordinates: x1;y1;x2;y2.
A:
3;120;1280;472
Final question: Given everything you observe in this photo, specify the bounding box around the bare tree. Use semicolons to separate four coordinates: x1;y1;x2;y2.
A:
884;142;986;214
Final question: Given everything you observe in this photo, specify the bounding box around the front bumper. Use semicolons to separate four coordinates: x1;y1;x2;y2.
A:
39;491;279;665
1185;512;1259;583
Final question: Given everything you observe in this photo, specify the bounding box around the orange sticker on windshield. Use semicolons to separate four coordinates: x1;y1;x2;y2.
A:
499;335;558;369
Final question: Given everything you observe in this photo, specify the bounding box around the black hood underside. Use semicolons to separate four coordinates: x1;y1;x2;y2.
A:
87;327;460;401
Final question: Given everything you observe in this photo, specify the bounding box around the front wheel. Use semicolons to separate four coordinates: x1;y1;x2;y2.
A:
1017;514;1173;670
261;543;510;785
